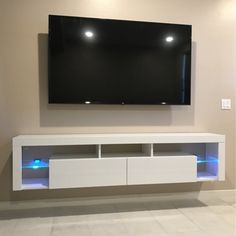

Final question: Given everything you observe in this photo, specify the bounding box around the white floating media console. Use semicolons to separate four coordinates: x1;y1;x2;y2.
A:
12;133;225;191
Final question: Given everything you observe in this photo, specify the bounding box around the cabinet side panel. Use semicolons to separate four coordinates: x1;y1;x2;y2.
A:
218;142;225;181
13;142;22;190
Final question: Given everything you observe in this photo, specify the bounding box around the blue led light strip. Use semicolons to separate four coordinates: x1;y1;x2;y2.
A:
197;157;218;164
22;159;49;169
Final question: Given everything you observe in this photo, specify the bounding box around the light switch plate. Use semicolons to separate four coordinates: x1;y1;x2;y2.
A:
221;99;231;110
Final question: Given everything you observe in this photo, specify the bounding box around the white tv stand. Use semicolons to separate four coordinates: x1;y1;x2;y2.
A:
12;133;225;191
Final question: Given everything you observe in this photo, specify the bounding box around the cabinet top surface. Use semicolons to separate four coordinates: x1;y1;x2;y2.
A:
13;132;225;140
13;133;225;145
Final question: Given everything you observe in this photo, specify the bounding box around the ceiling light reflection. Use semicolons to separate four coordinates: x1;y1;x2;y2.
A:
84;31;94;38
166;36;174;42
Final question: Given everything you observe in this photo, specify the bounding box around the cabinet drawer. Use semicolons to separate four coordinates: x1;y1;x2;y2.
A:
49;158;126;189
127;155;197;185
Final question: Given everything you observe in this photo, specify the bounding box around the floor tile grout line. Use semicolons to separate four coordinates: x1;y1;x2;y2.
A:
174;206;208;233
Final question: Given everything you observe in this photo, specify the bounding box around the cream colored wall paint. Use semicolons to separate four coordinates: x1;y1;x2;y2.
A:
0;0;235;201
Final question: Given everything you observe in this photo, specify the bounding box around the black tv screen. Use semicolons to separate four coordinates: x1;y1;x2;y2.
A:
48;15;192;105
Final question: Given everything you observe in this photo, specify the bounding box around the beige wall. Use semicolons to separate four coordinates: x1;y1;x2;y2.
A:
0;0;235;201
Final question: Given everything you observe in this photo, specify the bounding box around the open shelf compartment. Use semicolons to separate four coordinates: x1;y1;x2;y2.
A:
101;143;152;158
196;143;219;181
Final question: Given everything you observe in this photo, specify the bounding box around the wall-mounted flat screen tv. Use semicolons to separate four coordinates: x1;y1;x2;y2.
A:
48;15;192;105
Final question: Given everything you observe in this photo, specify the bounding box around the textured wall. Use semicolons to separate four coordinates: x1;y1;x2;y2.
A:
0;0;235;201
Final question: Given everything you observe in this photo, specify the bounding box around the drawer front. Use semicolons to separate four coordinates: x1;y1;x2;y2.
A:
127;156;197;185
49;158;126;189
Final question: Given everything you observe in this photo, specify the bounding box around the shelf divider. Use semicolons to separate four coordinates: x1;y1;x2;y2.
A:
142;144;153;157
96;144;101;158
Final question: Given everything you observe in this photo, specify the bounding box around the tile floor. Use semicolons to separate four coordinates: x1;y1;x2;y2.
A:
0;190;235;236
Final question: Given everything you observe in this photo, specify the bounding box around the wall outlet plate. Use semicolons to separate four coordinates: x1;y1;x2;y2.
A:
221;99;231;110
